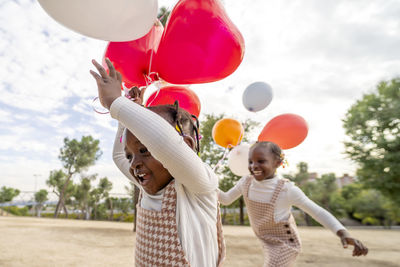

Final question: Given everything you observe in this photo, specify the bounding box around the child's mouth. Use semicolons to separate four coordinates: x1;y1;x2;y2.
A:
252;170;263;176
136;173;150;186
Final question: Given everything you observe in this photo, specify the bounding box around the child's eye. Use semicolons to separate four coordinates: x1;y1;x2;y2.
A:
139;147;148;154
126;154;133;162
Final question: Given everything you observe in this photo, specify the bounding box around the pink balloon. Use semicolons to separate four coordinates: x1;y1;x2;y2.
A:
103;21;163;88
145;86;201;117
154;0;245;84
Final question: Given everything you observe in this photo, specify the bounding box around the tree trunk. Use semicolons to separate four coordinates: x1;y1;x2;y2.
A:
303;211;313;226
62;201;68;218
222;206;226;225
239;197;244;225
133;186;140;232
36;205;43;217
86;204;91;220
108;198;114;221
94;204;97;220
54;174;72;218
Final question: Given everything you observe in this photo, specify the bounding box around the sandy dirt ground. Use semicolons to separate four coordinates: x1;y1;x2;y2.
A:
1;216;399;267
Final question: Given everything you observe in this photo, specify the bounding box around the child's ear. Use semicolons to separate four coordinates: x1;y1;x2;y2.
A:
274;159;282;169
183;135;196;151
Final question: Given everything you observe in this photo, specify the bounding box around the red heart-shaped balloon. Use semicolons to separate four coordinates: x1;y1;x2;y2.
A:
103;21;163;88
145;85;201;118
154;0;245;84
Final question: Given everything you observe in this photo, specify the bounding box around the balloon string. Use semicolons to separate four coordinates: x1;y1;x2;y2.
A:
92;97;110;115
213;147;231;172
145;80;162;107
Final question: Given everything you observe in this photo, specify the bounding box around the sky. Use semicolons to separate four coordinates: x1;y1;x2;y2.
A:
0;0;399;194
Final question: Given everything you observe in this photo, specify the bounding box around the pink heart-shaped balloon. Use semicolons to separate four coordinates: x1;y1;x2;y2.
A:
103;21;163;88
155;0;245;84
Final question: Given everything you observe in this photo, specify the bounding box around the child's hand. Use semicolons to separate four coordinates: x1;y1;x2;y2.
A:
337;229;368;256
90;58;122;110
126;86;147;105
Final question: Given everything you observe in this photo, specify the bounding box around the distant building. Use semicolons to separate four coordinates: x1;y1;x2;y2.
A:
305;173;355;188
336;173;355;188
308;172;318;182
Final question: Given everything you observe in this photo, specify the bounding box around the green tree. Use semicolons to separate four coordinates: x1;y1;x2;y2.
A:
340;183;399;227
46;170;74;216
125;182;140;231
54;136;102;218
34;189;48;217
313;173;338;210
158;7;171;27
74;175;95;220
91;177;112;220
0;186;21;216
0;186;20;203
292;162;309;186
343;78;400;205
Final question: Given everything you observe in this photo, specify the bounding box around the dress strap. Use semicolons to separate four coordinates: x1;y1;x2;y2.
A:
161;180;177;213
243;175;253;198
269;179;286;206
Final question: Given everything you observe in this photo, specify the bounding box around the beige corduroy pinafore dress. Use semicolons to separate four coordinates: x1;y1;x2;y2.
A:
243;176;301;267
135;180;226;267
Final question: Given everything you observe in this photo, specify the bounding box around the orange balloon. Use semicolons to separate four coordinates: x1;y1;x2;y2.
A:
212;118;244;148
258;114;308;149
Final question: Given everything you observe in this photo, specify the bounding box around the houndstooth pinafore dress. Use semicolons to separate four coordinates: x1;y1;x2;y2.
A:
243;176;301;267
135;180;226;267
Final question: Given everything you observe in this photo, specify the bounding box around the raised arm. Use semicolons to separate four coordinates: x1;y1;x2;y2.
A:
290;185;345;234
110;97;215;194
290;185;368;256
91;59;215;194
218;176;246;205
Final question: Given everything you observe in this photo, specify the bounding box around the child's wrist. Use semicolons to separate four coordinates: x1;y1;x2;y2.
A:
336;229;349;238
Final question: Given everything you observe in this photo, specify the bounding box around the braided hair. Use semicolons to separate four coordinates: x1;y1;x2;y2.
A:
147;101;201;153
251;141;284;163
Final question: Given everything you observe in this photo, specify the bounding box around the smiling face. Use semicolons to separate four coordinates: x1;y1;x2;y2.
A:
248;145;281;181
125;130;173;195
123;105;198;195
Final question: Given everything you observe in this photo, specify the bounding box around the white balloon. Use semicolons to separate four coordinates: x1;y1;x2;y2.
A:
38;0;158;41
242;82;273;112
228;144;250;176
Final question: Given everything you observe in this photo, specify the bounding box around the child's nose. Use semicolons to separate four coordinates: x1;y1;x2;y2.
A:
130;156;143;170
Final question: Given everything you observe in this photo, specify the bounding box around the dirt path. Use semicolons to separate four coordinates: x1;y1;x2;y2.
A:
1;217;399;266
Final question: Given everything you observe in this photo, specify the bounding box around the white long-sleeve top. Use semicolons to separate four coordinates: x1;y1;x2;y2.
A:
218;175;346;235
111;97;219;267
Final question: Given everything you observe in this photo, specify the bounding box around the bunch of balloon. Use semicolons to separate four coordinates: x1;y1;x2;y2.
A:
258;114;308;149
145;85;201;118
242;82;273;112
154;0;245;84
227;144;251;176
103;21;164;89
38;0;158;41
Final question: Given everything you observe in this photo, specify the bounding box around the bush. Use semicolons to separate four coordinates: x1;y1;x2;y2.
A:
1;206;29;216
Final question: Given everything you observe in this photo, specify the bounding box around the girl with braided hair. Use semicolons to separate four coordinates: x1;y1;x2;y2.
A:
90;59;225;267
218;141;368;267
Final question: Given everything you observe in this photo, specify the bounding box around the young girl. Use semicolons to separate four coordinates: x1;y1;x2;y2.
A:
90;59;225;267
218;141;368;267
